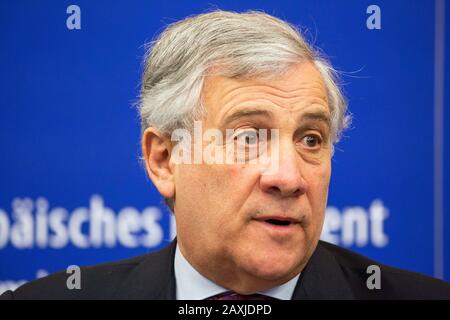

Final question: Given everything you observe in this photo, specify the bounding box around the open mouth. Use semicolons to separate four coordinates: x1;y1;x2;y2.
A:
264;219;292;226
253;216;299;236
254;215;301;235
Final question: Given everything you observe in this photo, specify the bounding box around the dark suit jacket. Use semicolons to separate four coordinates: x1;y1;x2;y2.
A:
1;240;449;299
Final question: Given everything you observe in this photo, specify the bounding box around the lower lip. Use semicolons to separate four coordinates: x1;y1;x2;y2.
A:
253;220;299;236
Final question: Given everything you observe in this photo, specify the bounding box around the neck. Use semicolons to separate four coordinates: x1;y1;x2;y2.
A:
177;242;304;294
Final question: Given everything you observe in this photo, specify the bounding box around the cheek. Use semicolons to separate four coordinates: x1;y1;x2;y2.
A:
209;165;261;231
305;163;331;224
175;164;262;254
175;164;258;226
309;162;331;198
209;164;260;200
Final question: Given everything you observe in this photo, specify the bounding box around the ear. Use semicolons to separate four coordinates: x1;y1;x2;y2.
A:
142;128;175;199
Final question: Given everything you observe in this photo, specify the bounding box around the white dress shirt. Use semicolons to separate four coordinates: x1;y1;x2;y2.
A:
174;245;300;300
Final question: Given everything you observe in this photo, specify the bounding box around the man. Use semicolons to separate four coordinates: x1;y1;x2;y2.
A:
2;10;449;300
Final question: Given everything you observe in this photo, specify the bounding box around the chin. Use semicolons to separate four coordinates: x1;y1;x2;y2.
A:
244;251;304;282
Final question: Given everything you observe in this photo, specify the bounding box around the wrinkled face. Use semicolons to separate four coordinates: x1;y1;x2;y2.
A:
173;62;332;289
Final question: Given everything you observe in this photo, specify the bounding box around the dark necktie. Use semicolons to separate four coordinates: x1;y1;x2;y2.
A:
206;291;278;300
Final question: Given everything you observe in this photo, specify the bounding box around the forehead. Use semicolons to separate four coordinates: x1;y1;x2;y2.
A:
201;62;329;122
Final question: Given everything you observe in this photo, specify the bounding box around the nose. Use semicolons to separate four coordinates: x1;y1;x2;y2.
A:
259;143;307;198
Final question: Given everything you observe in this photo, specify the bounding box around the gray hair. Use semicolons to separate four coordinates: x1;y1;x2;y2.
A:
138;10;351;211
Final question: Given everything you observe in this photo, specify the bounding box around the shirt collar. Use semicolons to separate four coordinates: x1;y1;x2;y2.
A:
174;244;300;300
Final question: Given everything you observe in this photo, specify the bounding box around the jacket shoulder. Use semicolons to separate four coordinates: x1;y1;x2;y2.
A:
318;241;450;299
1;252;154;300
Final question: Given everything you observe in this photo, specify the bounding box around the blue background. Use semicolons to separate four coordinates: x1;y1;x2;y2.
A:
0;0;449;291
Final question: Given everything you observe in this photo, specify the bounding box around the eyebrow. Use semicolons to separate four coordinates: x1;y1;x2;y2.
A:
221;108;331;129
299;111;331;129
221;109;272;127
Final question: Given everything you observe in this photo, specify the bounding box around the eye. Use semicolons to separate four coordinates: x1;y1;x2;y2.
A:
302;134;322;149
234;130;259;146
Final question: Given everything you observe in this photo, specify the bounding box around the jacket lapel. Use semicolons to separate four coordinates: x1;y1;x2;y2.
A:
112;239;177;300
292;241;355;299
112;239;354;300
